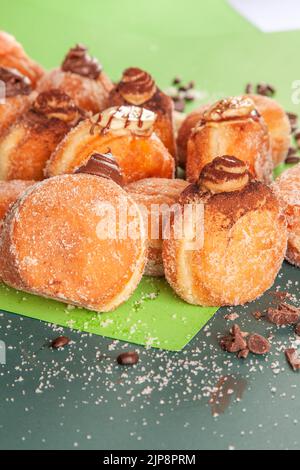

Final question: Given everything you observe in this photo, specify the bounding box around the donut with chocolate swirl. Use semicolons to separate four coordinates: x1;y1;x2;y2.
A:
75;152;124;187
186;96;273;183
0;89;84;180
46;105;175;184
163;156;287;306
0;31;44;87
37;44;113;114
108;67;176;157
0;67;34;136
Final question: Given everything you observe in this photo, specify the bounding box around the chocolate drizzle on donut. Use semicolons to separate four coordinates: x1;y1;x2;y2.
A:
32;89;84;125
117;67;157;105
197;96;260;128
198;156;251;194
75;152;124;186
0;66;32;97
61;44;102;80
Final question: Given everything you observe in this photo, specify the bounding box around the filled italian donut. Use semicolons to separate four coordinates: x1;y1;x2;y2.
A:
108;67;176;157
0;31;44;87
126;178;189;276
273;163;300;267
37;44;113;114
0;89;84;180
0;155;147;312
46;105;175;184
186;96;273;183
248;94;291;166
163;156;287;306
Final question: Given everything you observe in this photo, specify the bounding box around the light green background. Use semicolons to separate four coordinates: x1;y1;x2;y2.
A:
1;0;300;451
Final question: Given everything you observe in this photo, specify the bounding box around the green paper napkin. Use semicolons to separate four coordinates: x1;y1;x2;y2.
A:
0;278;217;351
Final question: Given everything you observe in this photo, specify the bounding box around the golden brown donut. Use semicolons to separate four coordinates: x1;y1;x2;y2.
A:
0;31;44;87
126;178;189;276
248;94;291;166
46;105;175;184
163;156;287;306
0;89;84;180
0;172;147;312
273;164;300;267
37;44;113;114
108;67;176;157
0;180;35;224
176;104;210;167
186;96;273;183
0;67;33;136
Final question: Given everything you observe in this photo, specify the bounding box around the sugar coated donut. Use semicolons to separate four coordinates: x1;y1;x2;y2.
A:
37;44;113;114
46;105;175;184
0;171;147;312
126;178;189;276
0;180;35;224
163;156;287;306
186;96;273;183
273;163;300;267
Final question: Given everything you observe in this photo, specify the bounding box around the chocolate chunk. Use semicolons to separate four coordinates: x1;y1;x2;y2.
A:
237;349;249;359
51;336;70;349
256;82;276;97
247;334;270;355
174;98;185;112
287;112;298;132
295;323;300;336
267;303;300;326
253;310;263;320
285;156;300;165
75;152;124;186
0;66;32;98
220;324;247;353
245;83;254;94
285;348;300;371
62;44;102;80
117;351;139;365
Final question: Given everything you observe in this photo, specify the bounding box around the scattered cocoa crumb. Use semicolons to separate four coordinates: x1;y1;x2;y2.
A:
285;348;300;371
267;303;300;326
271;290;291;301
247;334;270;355
50;336;70;349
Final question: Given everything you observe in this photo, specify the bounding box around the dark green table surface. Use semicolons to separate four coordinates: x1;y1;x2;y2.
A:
1;0;300;450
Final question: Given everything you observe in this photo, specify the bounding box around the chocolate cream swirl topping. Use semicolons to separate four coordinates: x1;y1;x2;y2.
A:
32;89;84;125
75;152;124;186
118;67;157;105
90;105;156;136
0;66;32;97
198;156;251;194
61;44;102;80
202;96;259;122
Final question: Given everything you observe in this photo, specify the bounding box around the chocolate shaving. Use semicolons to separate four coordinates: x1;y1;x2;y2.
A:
237;349;249;359
267;303;300;326
0;66;32;97
62;44;102;80
285;348;300;371
247;334;270;355
220;324;247;354
295;323;300;336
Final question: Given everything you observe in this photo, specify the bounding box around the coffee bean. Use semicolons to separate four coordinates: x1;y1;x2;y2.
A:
117;351;139;365
245;83;254;94
51;336;70;349
287;112;298;132
172;76;181;86
285;156;300;165
247;334;270;355
256;82;275;97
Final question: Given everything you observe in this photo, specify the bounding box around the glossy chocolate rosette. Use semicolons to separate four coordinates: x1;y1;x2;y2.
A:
37;44;113;114
46;105;175;184
0;89;84;180
163;156;287;306
108;67;176;157
186;96;273;183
